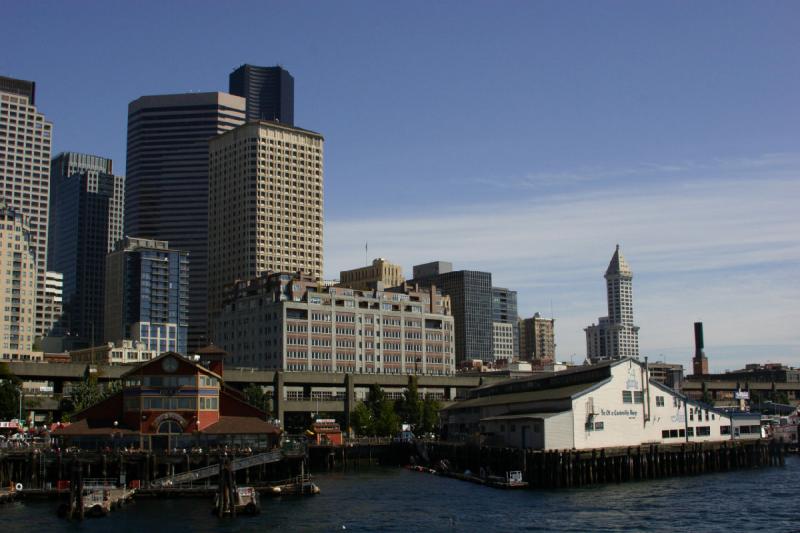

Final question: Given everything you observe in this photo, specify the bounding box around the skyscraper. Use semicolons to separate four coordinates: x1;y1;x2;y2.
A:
125;92;246;351
410;262;493;364
49;152;124;346
229;65;294;125
491;286;518;359
207;120;324;320
104;237;189;355
0;75;35;105
0;203;39;361
0;77;52;338
585;245;640;362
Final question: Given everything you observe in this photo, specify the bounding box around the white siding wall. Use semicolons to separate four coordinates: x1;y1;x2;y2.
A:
571;360;734;450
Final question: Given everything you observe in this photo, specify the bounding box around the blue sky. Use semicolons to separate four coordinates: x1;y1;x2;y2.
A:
3;1;799;371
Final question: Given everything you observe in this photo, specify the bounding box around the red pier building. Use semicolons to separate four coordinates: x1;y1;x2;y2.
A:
55;346;280;450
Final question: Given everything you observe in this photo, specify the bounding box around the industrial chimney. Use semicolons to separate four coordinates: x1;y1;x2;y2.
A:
692;322;709;376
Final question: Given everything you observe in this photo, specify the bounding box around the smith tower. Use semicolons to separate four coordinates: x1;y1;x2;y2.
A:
585;245;640;362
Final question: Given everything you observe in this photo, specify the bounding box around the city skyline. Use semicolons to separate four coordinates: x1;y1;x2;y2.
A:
2;1;798;372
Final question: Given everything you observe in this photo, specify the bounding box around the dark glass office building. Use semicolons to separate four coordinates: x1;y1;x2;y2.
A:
104;237;189;355
229;64;294;125
49;152;124;347
125;92;246;351
492;286;519;358
411;262;493;363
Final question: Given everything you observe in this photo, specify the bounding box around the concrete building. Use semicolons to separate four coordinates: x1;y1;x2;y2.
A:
519;313;555;364
0;203;41;361
410;262;493;364
104;237;189;354
39;270;63;338
0;75;35;104
0;79;53;339
48;152;124;346
213;271;455;375
69;339;156;365
339;258;404;290
648;361;684;389
125;92;246;351
684;362;800;408
585;246;640;362
442;358;760;450
491;287;518;360
207;120;324;320
492;322;515;362
229;64;294;125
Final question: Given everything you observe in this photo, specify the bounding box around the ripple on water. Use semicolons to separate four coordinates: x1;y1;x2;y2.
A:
2;456;798;532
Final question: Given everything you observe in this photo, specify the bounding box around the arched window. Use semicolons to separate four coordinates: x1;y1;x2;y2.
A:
157;420;182;434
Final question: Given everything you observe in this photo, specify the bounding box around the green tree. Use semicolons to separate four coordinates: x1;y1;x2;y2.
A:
398;376;422;429
243;383;271;416
419;398;441;434
365;383;385;416
351;402;372;436
69;368;122;414
373;398;401;437
0;363;21;420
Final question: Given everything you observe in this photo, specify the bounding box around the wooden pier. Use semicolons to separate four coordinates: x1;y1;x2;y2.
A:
396;439;786;489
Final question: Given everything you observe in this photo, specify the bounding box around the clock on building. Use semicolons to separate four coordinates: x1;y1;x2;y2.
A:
161;357;179;373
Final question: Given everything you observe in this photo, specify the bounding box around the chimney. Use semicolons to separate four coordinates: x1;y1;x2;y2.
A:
692;322;709;376
694;322;705;359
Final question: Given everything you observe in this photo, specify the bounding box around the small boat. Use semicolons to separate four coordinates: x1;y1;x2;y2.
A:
270;479;320;495
214;486;260;516
485;471;528;489
83;489;112;517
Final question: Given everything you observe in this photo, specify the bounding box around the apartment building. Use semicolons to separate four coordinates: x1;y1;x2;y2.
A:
213;272;455;375
0;79;53;338
207;121;324;321
0;203;41;360
104;237;189;354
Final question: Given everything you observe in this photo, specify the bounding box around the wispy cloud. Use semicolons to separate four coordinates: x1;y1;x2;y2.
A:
325;154;800;371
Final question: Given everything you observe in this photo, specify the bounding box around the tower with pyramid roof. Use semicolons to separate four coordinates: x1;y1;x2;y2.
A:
585;245;640;362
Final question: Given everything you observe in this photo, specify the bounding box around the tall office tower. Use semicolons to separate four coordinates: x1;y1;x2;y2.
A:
125;92;246;351
491;287;519;359
0;203;40;361
339;258;404;290
229;65;294;125
104;237;189;354
0;78;53;338
207;121;324;321
49;152;124;346
410;262;493;364
585;245;640;362
519;313;556;363
0;76;35;105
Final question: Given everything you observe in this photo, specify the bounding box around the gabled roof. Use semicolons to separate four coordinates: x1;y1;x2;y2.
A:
121;352;223;381
605;244;632;277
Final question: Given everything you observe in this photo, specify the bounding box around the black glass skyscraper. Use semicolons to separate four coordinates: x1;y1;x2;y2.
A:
229;64;294;125
411;262;493;364
125;93;246;352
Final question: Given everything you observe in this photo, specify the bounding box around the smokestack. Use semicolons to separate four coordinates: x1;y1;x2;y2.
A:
694;322;705;358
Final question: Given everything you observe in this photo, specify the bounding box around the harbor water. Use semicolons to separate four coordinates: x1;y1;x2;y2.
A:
2;456;798;532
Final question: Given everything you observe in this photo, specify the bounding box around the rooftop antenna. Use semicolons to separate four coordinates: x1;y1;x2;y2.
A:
550;299;554;319
365;241;368;266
